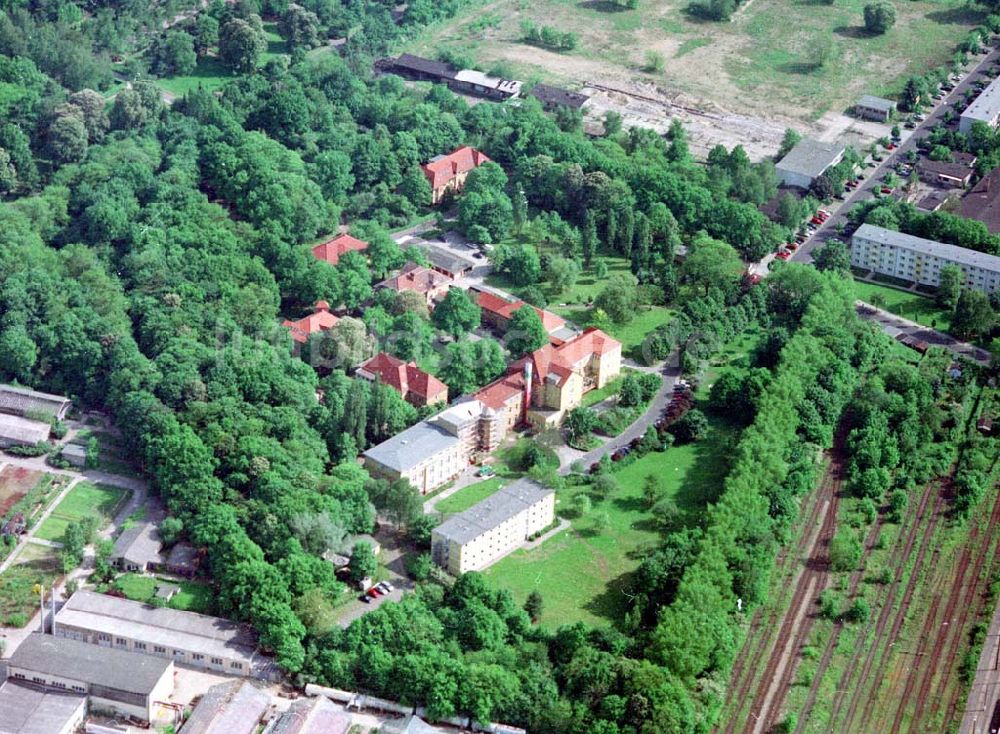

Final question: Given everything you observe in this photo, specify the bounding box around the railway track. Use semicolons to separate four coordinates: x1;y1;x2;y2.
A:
816;479;940;731
717;480;830;733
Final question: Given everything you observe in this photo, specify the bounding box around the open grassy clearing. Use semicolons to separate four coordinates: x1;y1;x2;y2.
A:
435;477;505;514
852;278;954;332
404;0;980;122
484;412;735;627
112;573;217;615
34;482;128;542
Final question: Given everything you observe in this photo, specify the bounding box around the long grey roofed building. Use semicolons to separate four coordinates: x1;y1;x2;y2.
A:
362;421;457;473
434;478;554;545
857;94;895;114
54;590;271;678
0;680;86;734
181;680;271;734
852;224;1000;271
270;696;351;734
529;83;590;110
0;385;71;420
0;414;50;447
408;243;476;278
7;633;172;696
961;76;1000;133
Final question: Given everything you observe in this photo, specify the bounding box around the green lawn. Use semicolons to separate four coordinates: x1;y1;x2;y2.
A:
552;304;676;359
485;414;735;627
435;477;504;514
851;278;954;332
34;483;128;542
155;56;233;97
112;573;216;615
581;370;631;408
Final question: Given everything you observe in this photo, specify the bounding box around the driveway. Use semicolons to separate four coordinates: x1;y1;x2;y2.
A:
558;351;681;474
855;301;993;366
791;42;1000;265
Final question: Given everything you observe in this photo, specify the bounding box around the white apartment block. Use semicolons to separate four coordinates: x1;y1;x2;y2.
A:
851;224;1000;294
961;76;1000;133
431;478;555;575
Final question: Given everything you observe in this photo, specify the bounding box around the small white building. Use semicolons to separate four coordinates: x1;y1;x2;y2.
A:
851;223;1000;294
855;95;896;122
775;138;846;189
431;478;555;575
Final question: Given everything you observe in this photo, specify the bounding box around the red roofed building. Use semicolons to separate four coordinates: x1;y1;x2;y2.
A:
282;301;340;345
311;234;369;266
472;287;566;337
474;326;622;430
376;262;453;308
421;146;491;204
356;352;448;407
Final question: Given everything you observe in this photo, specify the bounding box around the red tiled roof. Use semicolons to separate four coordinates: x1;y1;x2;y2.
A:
311;234;369;266
535;306;566;333
475;373;525;410
358;352;448;402
515;327;621;386
282;301;340;344
421;146;491;190
378;263;452;294
475;291;566;333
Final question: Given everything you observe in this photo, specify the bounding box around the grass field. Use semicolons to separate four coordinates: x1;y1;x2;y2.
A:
34;483;128;542
484;414;735;626
404;0;982;122
436;477;505;514
851;278;954;332
113;573;217;615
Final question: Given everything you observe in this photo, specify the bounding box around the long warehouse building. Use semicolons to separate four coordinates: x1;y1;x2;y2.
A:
851;223;1000;294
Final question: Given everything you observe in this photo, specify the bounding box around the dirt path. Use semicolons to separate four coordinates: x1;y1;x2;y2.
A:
723;437;845;734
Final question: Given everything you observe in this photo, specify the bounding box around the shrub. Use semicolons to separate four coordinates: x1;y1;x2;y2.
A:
830;530;863;571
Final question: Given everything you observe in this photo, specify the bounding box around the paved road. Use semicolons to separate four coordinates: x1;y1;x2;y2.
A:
792;42;1000;265
855;301;994;365
558;351;681;473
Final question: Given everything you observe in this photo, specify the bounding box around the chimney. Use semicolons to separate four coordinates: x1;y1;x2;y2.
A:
522;361;533;423
51;588;57;637
39;586;45;634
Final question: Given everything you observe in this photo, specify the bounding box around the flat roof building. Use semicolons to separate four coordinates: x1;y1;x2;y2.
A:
529;83;590;111
54;590;278;680
451;69;522;101
0;680;86;734
961;76;1000;133
775;138;846;190
916;158;973;188
363;415;465;494
5;633;174;723
181;680;271;734
851;223;1000;294
855;95;896;122
431;478;555;574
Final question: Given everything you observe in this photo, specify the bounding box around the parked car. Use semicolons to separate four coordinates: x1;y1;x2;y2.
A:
359;594;371;604
881;186;892;194
786;242;798;251
368;587;381;598
776;251;791;261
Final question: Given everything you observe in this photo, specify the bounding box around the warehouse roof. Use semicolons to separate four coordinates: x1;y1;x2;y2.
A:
270;696;351;734
857;95;896;113
0;414;50;446
433;478;553;545
0;680;86;734
181;680;271;734
389;53;456;81
9;634;172;696
55;591;260;669
0;385;71;420
853;223;1000;271
776;138;845;180
362;421;457;473
963;76;1000;125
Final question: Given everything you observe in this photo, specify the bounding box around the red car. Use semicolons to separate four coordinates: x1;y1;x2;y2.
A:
786;242;798;251
880;186;892;194
776;251;791;261
368;587;381;598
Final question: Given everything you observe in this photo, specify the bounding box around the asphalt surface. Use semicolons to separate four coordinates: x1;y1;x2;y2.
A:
855;301;994;365
792;42;1000;265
